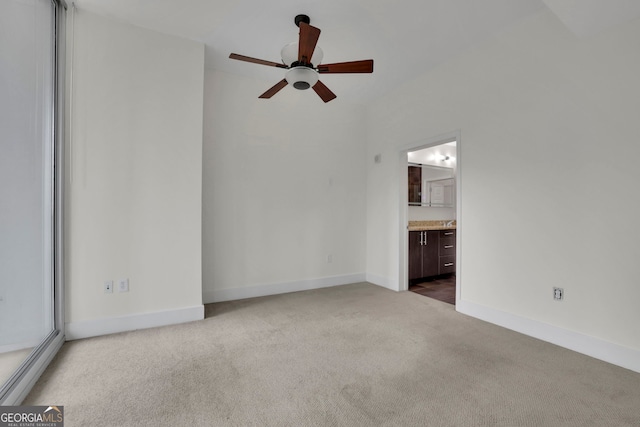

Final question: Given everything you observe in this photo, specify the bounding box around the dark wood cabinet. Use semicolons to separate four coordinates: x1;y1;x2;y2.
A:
439;230;455;256
409;229;456;281
439;255;456;274
408;166;422;205
438;229;456;275
408;230;439;280
408;231;423;280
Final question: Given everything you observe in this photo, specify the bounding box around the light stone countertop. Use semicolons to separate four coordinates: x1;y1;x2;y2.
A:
408;220;457;231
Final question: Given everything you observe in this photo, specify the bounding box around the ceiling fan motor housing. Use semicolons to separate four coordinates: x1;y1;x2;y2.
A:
285;66;318;90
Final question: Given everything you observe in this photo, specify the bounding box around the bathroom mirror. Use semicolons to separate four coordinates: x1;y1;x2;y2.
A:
408;164;455;207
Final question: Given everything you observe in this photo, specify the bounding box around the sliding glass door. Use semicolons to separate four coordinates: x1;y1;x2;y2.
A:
0;0;66;404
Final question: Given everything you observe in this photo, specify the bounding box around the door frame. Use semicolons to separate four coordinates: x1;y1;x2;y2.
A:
398;130;462;305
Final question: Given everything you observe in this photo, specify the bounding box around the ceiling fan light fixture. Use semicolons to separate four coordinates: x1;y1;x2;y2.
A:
285;66;318;90
281;42;323;67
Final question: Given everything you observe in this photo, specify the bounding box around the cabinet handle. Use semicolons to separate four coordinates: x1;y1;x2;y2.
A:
424;232;427;245
444;262;454;267
419;232;424;245
444;245;453;249
444;232;454;236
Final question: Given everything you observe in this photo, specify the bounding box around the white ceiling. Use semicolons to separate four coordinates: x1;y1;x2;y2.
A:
71;0;640;105
541;0;640;37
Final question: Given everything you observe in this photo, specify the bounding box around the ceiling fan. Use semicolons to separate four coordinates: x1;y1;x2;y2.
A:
229;14;374;103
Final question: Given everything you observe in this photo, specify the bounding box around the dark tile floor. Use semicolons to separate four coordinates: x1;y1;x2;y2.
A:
409;274;456;305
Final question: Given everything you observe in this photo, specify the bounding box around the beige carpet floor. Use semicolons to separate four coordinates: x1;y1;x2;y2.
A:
24;283;640;426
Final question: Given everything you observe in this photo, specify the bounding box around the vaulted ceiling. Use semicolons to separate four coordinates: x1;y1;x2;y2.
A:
72;0;640;104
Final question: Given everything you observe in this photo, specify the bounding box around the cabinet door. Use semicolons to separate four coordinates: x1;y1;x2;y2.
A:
422;230;439;277
408;166;422;204
408;231;423;280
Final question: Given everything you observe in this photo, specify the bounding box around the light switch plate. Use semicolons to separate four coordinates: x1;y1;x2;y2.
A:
104;280;114;294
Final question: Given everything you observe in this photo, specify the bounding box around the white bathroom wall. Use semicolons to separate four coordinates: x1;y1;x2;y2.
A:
366;9;640;369
407;207;455;222
65;10;205;339
202;70;367;302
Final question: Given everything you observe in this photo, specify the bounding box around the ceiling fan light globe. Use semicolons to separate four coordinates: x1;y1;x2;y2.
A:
285;66;319;90
281;42;323;67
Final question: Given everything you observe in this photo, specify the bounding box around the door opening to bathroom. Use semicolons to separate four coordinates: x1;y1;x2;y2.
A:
403;138;459;305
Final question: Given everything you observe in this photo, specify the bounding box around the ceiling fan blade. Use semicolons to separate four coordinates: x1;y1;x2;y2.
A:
229;53;288;69
298;22;321;64
317;59;374;74
312;80;337;103
259;79;289;99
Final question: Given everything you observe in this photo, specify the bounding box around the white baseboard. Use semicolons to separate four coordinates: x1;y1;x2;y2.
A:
365;273;398;291
457;299;640;373
65;305;205;341
203;273;366;303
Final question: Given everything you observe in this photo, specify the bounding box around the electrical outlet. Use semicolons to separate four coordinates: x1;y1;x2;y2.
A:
118;278;129;293
104;280;114;294
553;287;564;301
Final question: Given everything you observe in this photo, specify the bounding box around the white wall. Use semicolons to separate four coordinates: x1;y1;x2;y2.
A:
366;9;640;366
66;11;205;338
407;207;455;222
202;70;367;302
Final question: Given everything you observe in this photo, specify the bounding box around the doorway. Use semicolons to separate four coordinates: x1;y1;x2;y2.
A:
398;132;461;307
